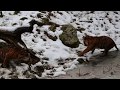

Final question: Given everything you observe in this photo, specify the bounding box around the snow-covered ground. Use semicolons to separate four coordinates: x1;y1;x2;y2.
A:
0;11;120;79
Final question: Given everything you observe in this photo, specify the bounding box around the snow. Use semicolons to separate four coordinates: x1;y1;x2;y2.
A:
0;11;120;79
53;71;66;77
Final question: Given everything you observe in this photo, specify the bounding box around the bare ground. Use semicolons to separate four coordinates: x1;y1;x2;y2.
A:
43;50;120;79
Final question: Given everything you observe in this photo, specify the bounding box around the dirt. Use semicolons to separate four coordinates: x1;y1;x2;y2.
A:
43;50;120;79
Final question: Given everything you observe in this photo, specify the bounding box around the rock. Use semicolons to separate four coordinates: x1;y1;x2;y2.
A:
29;19;44;26
59;24;80;48
77;27;85;33
12;23;17;26
42;18;50;25
23;70;33;78
77;58;85;64
34;66;44;77
41;18;60;27
10;75;19;79
0;77;5;79
77;58;89;64
0;11;3;17
44;31;57;41
37;13;43;18
42;57;49;61
20;17;28;20
14;11;20;15
49;22;60;32
49;24;57;32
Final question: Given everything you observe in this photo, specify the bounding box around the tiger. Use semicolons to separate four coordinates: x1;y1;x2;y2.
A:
78;34;119;56
0;45;39;68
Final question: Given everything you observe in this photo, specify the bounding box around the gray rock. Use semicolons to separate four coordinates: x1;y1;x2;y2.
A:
59;24;80;48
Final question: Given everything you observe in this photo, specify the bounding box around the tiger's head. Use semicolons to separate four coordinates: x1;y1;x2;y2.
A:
83;34;93;46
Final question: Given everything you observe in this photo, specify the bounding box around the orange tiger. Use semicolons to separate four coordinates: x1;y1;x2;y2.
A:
0;45;30;68
79;35;119;56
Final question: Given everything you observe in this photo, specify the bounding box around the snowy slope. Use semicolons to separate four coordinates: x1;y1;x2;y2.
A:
0;11;120;79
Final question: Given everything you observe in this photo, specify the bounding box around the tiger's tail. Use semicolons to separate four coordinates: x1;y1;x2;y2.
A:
115;44;119;51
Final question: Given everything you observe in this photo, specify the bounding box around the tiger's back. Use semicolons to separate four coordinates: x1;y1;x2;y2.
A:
92;36;117;49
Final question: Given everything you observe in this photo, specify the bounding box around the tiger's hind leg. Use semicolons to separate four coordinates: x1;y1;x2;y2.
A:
103;48;110;56
114;44;119;51
100;49;109;56
104;50;109;56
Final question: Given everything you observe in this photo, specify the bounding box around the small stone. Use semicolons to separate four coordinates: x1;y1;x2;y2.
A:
20;17;28;20
77;58;85;64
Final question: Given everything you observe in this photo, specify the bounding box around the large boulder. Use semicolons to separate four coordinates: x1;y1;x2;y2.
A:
59;24;80;48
